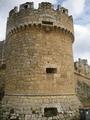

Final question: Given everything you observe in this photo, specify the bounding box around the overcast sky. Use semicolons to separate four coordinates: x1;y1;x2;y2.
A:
0;0;90;64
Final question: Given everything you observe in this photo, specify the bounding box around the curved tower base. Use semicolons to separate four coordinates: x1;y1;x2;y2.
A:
2;95;81;120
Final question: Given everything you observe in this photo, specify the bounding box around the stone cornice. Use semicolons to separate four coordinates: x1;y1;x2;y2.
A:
7;23;74;43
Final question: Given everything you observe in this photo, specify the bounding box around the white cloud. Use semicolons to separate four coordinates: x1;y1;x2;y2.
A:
12;0;56;8
74;24;90;41
61;0;90;63
62;0;85;18
73;24;90;64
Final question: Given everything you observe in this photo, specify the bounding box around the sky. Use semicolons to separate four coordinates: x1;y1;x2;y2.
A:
0;0;90;64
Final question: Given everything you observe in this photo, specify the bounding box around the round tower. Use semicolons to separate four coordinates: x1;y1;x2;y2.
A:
3;2;81;120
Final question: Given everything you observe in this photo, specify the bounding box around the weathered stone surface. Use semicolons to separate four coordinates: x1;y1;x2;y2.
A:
74;58;90;77
75;72;90;107
0;2;87;120
5;27;75;95
2;95;80;120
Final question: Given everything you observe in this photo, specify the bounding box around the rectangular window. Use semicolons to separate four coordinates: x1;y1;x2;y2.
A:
44;107;58;117
46;68;57;74
0;64;6;70
42;21;53;25
24;5;29;9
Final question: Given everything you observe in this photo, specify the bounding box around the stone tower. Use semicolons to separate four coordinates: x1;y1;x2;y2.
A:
2;2;81;120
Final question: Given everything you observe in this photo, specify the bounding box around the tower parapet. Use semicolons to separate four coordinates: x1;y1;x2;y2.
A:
60;7;68;15
7;2;74;41
20;2;34;10
9;6;18;16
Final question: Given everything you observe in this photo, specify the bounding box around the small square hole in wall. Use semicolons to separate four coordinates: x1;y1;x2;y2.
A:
46;68;57;74
0;64;6;70
44;107;58;117
42;21;53;25
24;5;29;9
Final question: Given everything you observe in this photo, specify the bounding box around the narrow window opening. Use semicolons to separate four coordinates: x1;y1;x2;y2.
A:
63;9;65;13
44;107;58;117
46;68;57;74
24;5;29;9
0;64;6;70
42;21;53;25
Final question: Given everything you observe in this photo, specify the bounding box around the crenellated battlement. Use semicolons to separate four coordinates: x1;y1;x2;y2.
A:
8;2;70;17
9;6;18;16
39;2;53;9
7;2;74;36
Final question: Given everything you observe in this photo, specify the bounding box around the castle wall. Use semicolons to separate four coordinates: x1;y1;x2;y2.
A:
5;26;75;96
5;2;75;97
74;58;90;77
74;72;90;107
75;72;90;85
2;95;80;120
0;41;5;101
1;2;82;120
0;41;4;65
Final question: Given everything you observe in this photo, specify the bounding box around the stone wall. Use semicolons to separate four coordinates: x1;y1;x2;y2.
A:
74;72;90;107
0;41;4;66
2;95;80;120
74;58;90;77
1;2;82;120
5;2;75;96
0;41;5;101
5;26;75;96
0;41;5;120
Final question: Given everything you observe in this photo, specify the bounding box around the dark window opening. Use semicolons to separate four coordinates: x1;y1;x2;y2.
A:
44;107;58;117
42;21;53;25
24;5;28;9
63;9;65;13
0;64;6;70
0;89;5;101
46;68;57;74
10;108;15;114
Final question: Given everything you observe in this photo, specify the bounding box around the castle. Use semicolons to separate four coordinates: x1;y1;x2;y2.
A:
0;2;90;120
